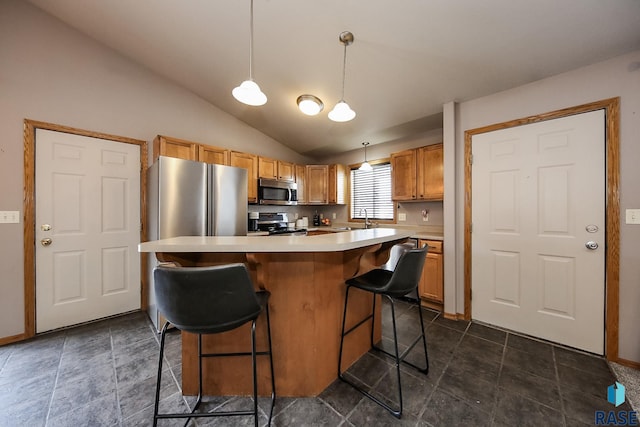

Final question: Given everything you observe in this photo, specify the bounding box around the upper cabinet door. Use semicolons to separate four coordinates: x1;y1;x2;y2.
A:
295;164;306;204
153;135;198;161
328;164;346;204
306;165;328;204
277;161;295;181
259;157;295;181
417;143;443;200
258;156;278;179
199;144;229;165
391;149;417;200
230;151;258;203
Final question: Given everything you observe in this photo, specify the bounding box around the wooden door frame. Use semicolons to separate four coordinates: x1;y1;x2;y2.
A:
464;97;620;360
21;120;148;341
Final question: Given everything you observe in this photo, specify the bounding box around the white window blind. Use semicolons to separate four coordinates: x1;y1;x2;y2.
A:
350;163;394;220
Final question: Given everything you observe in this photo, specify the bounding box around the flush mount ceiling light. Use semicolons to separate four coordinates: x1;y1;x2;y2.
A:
297;95;324;116
328;31;356;122
359;142;373;171
232;0;267;106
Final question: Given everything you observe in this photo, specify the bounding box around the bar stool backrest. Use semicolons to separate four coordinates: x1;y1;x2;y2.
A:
154;263;262;335
383;246;429;297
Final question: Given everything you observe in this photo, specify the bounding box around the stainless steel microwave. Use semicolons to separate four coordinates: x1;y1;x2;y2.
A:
258;178;298;205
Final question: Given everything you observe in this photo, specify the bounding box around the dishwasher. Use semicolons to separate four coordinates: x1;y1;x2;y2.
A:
383;237;420;302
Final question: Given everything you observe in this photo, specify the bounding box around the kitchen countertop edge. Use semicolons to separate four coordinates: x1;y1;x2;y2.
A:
139;228;413;253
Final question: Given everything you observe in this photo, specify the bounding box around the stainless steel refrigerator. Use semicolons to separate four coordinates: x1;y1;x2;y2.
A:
146;156;248;329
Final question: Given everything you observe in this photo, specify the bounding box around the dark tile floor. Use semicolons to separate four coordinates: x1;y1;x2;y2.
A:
0;299;632;426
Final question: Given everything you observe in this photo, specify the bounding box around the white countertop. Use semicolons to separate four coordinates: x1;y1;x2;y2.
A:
139;228;413;253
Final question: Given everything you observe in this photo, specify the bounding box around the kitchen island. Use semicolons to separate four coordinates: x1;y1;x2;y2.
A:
139;228;411;397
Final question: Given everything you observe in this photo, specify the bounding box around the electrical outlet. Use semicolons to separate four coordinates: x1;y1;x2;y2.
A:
398;213;406;221
626;209;640;224
0;211;20;224
421;209;429;222
332;213;336;219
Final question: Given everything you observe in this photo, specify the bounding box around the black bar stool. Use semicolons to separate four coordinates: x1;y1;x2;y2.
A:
153;263;276;427
338;245;429;418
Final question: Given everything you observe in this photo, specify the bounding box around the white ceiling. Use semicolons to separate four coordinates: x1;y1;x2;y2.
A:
27;0;640;158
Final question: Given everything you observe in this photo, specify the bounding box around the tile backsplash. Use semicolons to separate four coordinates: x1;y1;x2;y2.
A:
248;201;443;228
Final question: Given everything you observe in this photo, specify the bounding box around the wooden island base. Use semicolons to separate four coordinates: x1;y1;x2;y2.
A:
158;240;403;397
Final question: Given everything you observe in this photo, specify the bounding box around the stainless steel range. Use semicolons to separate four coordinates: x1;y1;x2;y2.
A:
257;212;307;236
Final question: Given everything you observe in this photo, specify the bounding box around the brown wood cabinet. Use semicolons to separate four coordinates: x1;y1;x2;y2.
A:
230;151;258;203
154;135;229;165
295;164;306;204
391;149;417;200
259;157;295;181
258;156;277;179
328;164;346;204
391;143;443;201
306;165;328;204
153;134;341;205
418;239;443;304
306;164;346;205
198;144;229;165
417;144;444;200
153;135;198;161
277;161;295;181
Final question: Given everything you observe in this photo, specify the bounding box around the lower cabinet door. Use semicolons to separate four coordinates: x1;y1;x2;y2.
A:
418;240;444;303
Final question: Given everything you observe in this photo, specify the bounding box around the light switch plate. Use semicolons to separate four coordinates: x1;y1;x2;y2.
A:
398;213;407;221
0;211;20;224
626;209;640;224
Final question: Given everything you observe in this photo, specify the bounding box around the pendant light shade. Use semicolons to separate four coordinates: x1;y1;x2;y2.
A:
328;101;356;122
358;142;372;171
233;80;267;106
233;0;267;106
329;31;356;122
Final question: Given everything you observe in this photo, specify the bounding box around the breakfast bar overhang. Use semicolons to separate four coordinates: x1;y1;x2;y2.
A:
139;228;412;397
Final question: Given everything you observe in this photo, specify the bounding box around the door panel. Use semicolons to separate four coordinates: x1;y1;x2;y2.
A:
472;110;605;354
36;129;141;332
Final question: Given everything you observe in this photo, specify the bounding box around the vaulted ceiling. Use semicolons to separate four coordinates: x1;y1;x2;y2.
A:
28;0;640;157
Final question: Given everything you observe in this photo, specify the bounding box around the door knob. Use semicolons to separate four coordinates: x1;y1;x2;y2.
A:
40;238;52;247
585;241;598;250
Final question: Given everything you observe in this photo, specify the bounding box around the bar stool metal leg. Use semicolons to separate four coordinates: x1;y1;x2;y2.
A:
152;322;169;427
338;284;429;419
264;304;276;422
152;317;276;426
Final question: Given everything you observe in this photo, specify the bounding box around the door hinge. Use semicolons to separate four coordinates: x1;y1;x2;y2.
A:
470;154;473;165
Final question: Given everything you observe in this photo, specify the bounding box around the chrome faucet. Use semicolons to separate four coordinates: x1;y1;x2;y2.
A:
359;208;371;229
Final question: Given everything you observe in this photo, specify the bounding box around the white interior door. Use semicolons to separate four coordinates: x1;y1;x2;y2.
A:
35;129;141;332
471;110;605;354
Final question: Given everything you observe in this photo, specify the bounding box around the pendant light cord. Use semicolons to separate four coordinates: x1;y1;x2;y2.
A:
249;0;254;81
340;42;347;101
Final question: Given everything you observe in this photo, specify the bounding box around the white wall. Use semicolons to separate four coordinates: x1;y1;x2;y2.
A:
0;0;311;338
455;49;640;362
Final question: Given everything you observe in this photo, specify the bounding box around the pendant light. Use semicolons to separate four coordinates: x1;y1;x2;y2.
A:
359;142;372;171
328;31;356;122
232;0;267;106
